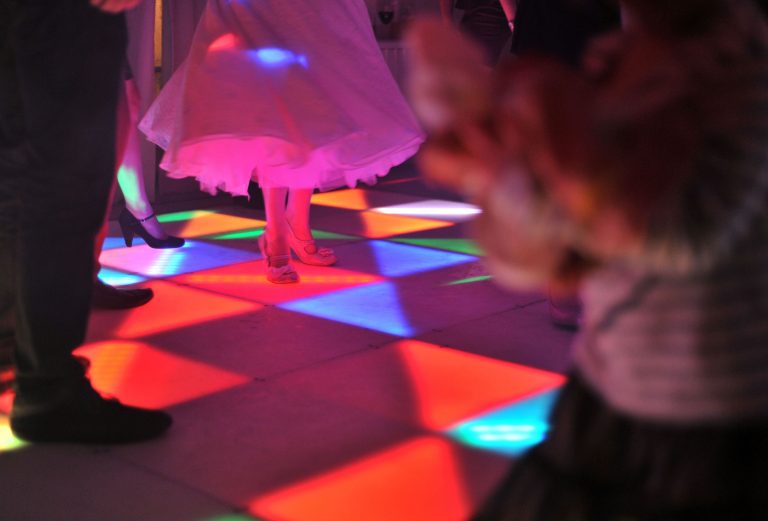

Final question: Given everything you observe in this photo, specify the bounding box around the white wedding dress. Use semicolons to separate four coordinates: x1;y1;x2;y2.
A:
141;0;424;196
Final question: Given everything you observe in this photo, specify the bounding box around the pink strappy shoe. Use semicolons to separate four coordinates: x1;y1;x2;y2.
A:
285;221;337;266
258;232;299;284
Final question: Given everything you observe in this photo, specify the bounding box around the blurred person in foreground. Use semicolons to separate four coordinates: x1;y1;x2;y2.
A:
408;0;768;518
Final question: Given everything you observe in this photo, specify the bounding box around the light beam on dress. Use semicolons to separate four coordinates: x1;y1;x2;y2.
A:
246;48;309;69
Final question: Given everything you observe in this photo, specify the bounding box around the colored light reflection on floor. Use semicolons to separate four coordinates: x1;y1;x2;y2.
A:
368;240;476;278
305;230;359;240
279;282;414;336
388;237;483;256
207;228;265;240
157;210;214;223
102;236;141;250
357;212;454;238
372;200;481;222
207;228;355;242
87;280;260;340
312;188;419;211
173;261;384;305
0;416;26;453
75;341;252;409
446;275;493;286
100;241;261;278
97;267;147;287
449;389;560;457
157;210;265;239
251;437;472;521
394;340;566;429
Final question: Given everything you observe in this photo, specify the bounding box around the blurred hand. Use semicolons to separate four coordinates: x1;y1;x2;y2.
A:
90;0;143;13
406;19;491;133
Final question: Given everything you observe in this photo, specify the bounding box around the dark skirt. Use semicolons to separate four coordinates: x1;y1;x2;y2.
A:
472;374;768;521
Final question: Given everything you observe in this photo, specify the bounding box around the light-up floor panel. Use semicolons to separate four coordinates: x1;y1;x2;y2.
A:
449;389;561;457
371;200;481;223
87;280;261;340
388;237;483;256
311;188;422;210
273;340;566;430
206;227;358;243
343;240;476;278
75;341;252;409
205;227;265;241
173;261;385;305
278;282;417;337
97;267;148;287
312;210;454;239
99;240;261;278
158;210;266;239
251;437;474;521
102;236;140;250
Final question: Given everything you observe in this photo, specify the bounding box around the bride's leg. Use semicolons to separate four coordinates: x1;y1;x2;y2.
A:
262;187;290;262
285;188;314;241
285;188;337;265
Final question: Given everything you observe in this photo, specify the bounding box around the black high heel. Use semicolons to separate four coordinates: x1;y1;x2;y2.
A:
118;208;185;249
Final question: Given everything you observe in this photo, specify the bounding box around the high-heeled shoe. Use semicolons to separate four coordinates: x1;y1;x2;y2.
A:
285;220;337;266
258;233;299;284
118;208;185;249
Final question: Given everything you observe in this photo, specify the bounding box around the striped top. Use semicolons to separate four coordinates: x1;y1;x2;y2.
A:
570;0;768;423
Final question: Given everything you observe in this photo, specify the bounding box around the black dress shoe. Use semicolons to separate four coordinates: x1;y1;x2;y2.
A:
10;379;172;444
92;279;153;310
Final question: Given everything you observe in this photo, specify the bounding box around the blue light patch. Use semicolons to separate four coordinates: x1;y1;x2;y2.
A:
100;241;261;278
102;236;143;250
368;240;475;278
97;267;147;287
247;48;309;69
448;389;560;457
279;282;414;336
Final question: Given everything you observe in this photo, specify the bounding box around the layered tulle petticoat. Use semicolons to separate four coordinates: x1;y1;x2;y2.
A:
140;0;424;196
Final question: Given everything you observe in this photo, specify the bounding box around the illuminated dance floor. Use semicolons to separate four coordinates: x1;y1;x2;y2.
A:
0;172;576;521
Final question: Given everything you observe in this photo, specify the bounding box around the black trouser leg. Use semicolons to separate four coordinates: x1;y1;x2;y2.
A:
0;0;126;396
0;235;13;374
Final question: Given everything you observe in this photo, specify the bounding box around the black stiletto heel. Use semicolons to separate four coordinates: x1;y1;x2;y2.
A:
118;208;185;249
